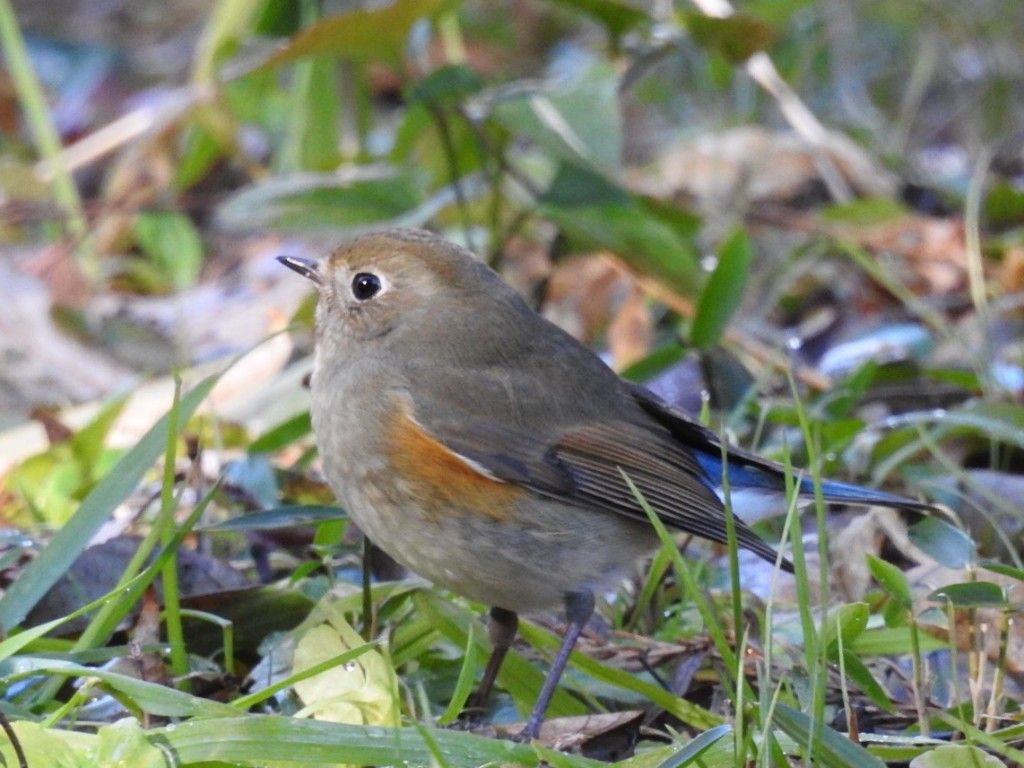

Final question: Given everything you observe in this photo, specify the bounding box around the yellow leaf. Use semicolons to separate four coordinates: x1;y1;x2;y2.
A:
292;617;399;727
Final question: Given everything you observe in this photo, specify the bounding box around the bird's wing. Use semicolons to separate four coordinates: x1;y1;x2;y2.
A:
411;399;787;567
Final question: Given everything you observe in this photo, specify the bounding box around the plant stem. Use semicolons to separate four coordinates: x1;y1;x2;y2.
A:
909;619;929;737
985;607;1009;732
160;377;189;689
0;0;93;273
430;105;475;252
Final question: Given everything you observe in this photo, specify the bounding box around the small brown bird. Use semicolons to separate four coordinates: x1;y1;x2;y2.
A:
279;228;931;738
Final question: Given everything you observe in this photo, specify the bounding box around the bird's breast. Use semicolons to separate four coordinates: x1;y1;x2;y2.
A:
382;408;524;522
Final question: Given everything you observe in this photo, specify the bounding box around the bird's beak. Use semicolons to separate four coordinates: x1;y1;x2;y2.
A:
277;255;322;285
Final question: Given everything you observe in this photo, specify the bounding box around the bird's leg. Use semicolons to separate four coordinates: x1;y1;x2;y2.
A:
519;589;595;741
462;606;518;718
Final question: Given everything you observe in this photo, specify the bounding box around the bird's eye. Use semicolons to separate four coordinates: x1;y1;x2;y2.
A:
351;272;382;301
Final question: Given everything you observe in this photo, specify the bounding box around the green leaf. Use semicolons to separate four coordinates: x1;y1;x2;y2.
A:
849;627;947;656
883;401;1024;450
492;63;622;174
822;602;870;649
681;11;776;63
38;483;218;704
928;581;1007;607
280;53;341;171
822;196;907;226
201;505;346;531
93;719;168;768
909;744;1007;768
0;568;159;663
690;228;751;349
981;561;1024;582
437;623;481;725
544;0;650;41
984;181;1024;228
249;410;312;453
0;376;217;632
837;650;894;712
773;703;886;768
4;657;238;717
0;721;87;768
215;167;429;234
390;101;485;186
517;620;722;730
541;160;628;207
406;64;484;106
656;723;732;767
254;0;303;35
639;196;703;242
181;584;318;657
619;343;686;382
933;714;1024;766
867;740;947;764
539;164;702;295
291;620;399;725
413;591;588;718
191;0;266;84
175;119;225;190
908;517;976;568
70;393;128;472
133;211;204;289
867;555;912;609
152;715;539;766
257;0;460;70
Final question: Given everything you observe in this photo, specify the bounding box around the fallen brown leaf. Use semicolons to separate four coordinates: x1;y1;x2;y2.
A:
542;253;633;343
495;711;643;751
608;287;652;370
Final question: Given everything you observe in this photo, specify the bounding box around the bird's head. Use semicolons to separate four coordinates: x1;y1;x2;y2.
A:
278;229;495;347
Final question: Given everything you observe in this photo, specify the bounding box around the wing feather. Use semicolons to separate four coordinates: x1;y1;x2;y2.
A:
412;400;786;568
551;424;786;565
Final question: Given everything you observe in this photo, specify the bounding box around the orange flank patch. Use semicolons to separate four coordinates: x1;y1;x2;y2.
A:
385;411;522;522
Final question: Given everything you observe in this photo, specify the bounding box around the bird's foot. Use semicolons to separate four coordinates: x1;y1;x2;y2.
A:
507;727;537;744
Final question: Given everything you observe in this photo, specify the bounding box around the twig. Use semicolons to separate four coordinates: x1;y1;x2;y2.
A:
964;149;992;317
0;711;28;768
985;609;1009;732
0;0;91;276
456;105;543;199
429;104;476;253
35;87;206;182
685;0;853;203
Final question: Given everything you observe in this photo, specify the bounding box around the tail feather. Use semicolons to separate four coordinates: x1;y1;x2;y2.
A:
736;527;795;573
694;453;934;514
799;476;935;513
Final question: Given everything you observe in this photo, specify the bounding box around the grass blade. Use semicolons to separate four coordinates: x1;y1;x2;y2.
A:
0;375;218;632
152;715;539;766
772;703;885;768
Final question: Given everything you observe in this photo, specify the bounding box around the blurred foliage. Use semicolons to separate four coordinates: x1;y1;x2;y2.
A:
0;0;1023;766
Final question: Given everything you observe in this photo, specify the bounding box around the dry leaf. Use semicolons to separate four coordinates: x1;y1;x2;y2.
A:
495;711;643;751
543;254;632;342
830;508;930;601
607;287;652;370
998;246;1024;293
130;587;169;688
627;126;898;204
909;561;1024;686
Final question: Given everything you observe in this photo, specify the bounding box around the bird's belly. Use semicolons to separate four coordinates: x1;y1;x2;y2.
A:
343;477;658;612
310;374;658;611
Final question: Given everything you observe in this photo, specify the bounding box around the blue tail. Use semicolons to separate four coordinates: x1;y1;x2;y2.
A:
694;452;932;512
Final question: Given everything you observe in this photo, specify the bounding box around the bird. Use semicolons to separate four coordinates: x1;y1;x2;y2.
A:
278;228;933;739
